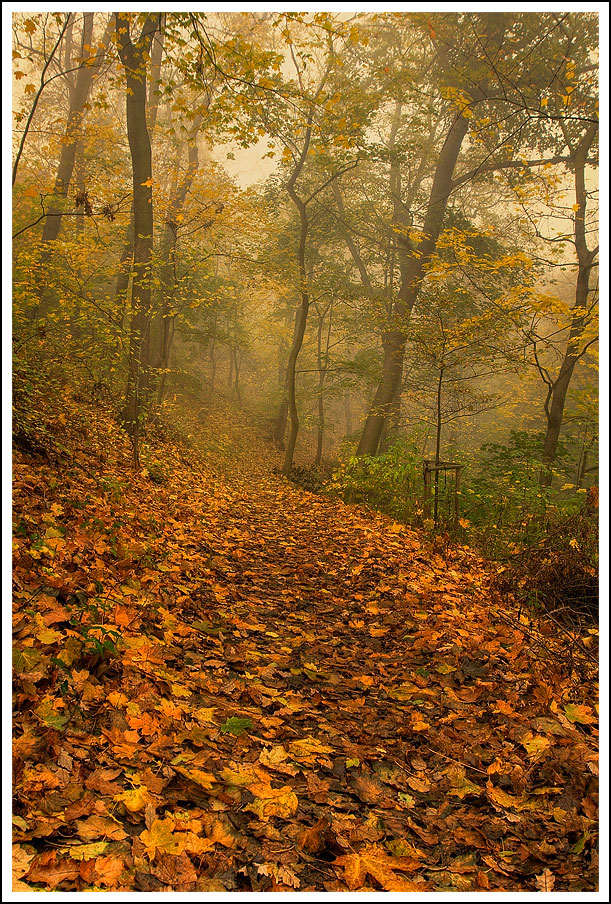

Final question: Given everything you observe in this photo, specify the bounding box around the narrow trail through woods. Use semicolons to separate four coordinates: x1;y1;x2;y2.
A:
12;403;598;892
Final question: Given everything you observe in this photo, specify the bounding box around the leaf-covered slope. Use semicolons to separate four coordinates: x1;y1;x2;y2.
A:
12;400;598;892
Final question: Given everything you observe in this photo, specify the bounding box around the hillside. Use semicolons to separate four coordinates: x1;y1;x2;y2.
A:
12;396;599;893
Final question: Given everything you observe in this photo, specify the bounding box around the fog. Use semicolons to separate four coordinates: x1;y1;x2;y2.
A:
11;9;599;540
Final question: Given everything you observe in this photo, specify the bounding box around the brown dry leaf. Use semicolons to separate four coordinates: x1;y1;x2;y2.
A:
275;864;301;888
27;851;81;889
245;786;298;821
150;852;198;890
174;765;217;791
535;868;556;891
335;852;367;890
336;847;425;891
93;855;125;887
351;771;385;804
486;781;522;810
306;771;331;802
75;815;127;842
13;730;40;758
85;767;123;795
12;845;35;884
407;774;431;793
297;817;332;854
144;802;157;830
289;736;334;764
445;764;481;798
205;814;240;848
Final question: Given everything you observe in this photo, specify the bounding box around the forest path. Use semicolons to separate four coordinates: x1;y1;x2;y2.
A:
12;403;598;892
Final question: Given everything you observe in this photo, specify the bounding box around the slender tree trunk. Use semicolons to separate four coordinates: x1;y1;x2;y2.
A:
274;302;299;449
282;199;309;476
232;348;241;404
116;13;158;466
357;330;406;456
208;331;217;400
41;15;111;244
314;303;332;467
357;112;470;456
113;27;164;338
151;112;204;407
539;124;598;486
114;214;134;329
433;366;444;527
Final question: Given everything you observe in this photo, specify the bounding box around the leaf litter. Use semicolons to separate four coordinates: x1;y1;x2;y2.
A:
12;400;598;892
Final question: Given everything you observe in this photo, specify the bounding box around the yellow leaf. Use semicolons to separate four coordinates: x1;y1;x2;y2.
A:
174;766;217;791
521;733;552;758
115;786;154;813
486;782;521;810
67;842;109;861
564;703;596;724
245;787;298;821
445;764;481;798
412;719;430;732
140;817;183;860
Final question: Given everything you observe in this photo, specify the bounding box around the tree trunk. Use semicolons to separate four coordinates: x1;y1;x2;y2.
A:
274;302;300;449
314;304;331;467
434;366;444;528
539;124;598;486
282;203;309;476
113;28;164;339
151;117;203;405
357;112;470;456
116;13;158;466
357;330;406;456
41;15;111;244
232;348;242;404
281;114;315;476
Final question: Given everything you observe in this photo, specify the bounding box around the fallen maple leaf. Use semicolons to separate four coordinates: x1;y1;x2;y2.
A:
115;785;154;813
173;765;217;791
140;817;184;860
75;815;127;842
26;851;81;889
564;703;596;725
335;846;425;891
245;786;298;821
93;854;125;887
12;845;35;886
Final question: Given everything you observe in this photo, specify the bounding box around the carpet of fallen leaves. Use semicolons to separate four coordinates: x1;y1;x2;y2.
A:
12;397;599;893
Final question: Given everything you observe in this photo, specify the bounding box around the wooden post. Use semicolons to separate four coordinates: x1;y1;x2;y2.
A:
454;465;463;522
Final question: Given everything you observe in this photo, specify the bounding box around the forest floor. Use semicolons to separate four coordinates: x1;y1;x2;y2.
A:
11;393;599;893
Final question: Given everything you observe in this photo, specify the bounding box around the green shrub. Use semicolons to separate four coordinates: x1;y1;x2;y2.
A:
327;439;423;523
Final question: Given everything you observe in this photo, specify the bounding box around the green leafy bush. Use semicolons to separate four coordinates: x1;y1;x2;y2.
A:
458;430;581;555
327;440;423;523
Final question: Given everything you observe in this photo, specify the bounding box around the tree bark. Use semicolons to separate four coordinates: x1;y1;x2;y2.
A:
116;12;159;466
151;112;203;405
41;15;112;244
274;302;300;449
434;366;444;527
314;300;332;466
282;194;309;476
356;112;470;456
539;124;598;486
113;27;164;336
